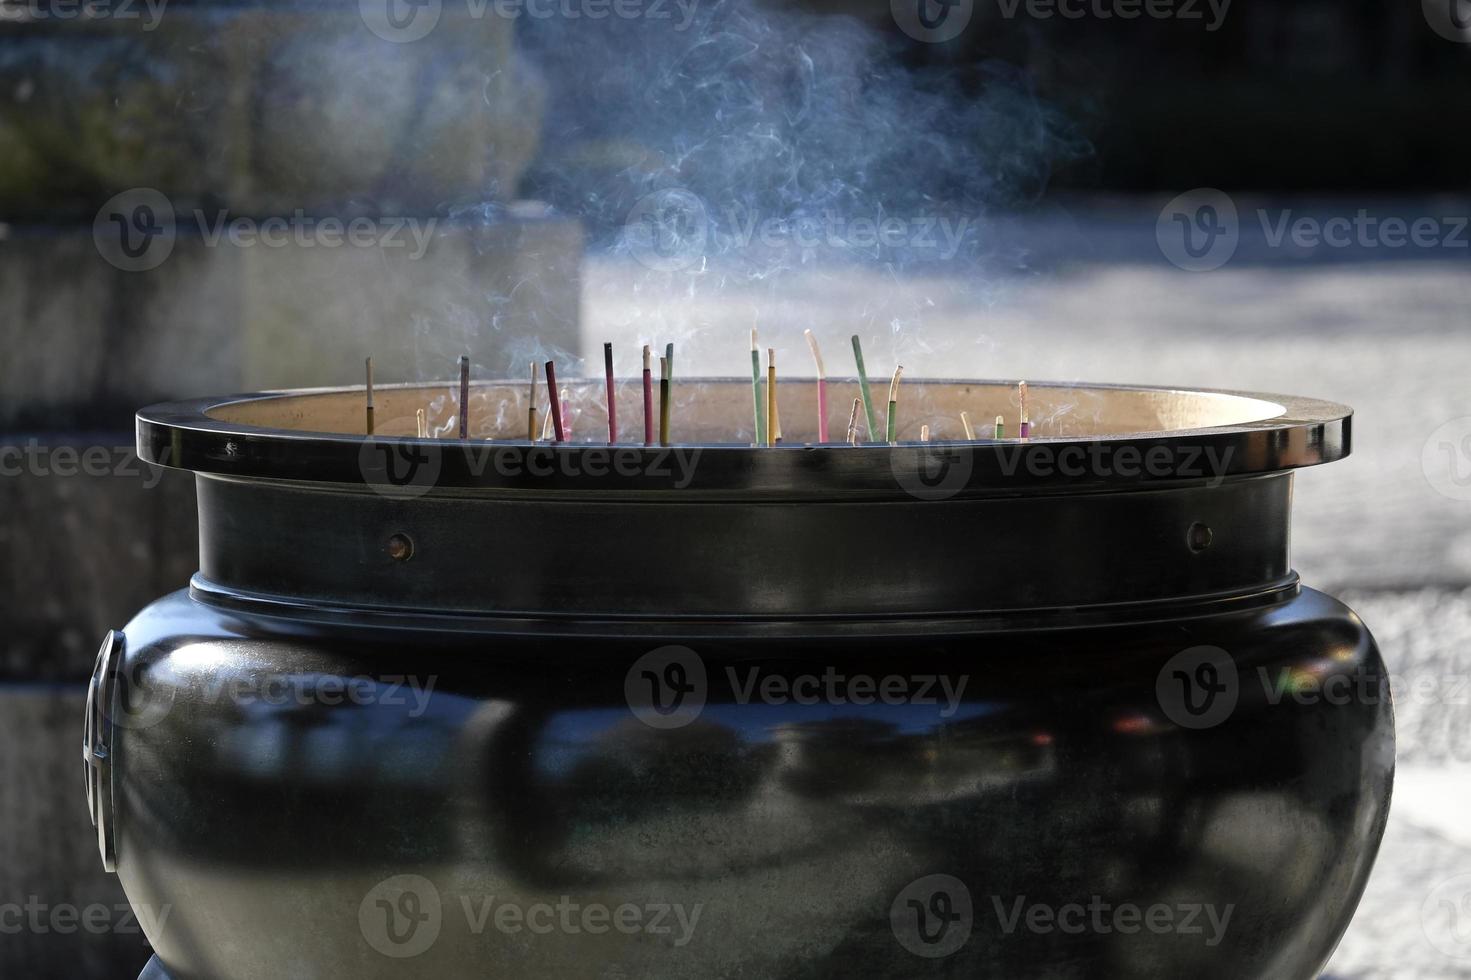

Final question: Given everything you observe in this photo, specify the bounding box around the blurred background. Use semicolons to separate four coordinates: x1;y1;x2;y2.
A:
1;0;1468;976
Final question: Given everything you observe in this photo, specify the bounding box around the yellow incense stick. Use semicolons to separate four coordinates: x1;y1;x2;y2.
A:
770;347;782;447
960;411;975;440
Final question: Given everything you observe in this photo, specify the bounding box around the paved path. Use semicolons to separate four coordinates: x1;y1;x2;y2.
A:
584;205;1471;976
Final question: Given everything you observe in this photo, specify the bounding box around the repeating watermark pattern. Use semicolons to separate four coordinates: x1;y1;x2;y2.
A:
891;444;975;500
358;440;704;499
728;666;969;717
94;188;438;273
890;441;1237;500
1156;189;1240;272
103;667;438;732
891;875;974;958
360;875;443;959
890;877;1233;957
1423;0;1471;42
1422;874;1471;960
622;191;975;272
1155;645;1239;730
1158;189;1470;271
359;875;702;958
624;647;971;728
1423;417;1471;502
891;0;974;43
0;0;166;29
991;895;1234;946
0;441;165;487
0;898;171;936
623;188;712;272
360;0;699;42
1154;646;1414;730
625;645;708;729
993;0;1230;30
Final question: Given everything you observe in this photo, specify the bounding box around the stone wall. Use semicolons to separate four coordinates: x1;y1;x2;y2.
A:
1;6;578;976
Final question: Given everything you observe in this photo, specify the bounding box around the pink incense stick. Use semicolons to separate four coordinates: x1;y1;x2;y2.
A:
641;344;654;447
604;342;617;444
804;330;828;443
545;360;566;442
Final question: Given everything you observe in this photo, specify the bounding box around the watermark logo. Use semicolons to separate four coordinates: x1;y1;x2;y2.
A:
1422;417;1471;502
892;444;974;500
361;875;443;958
1156;188;1239;272
94;190;439;272
891;0;973;43
1423;0;1471;42
625;645;707;729
358;438;444;500
1156;645;1238;730
891;874;973;958
93;188;175;273
1422;874;1471;959
623;188;710;272
360;0;442;41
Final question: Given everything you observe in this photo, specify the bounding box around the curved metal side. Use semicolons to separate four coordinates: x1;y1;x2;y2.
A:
106;586;1393;980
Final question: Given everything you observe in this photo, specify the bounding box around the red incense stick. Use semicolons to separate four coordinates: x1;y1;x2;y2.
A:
604;342;617;444
545;360;566;442
642;345;654;447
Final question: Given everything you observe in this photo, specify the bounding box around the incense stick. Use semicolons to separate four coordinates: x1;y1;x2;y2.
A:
766;348;777;447
545;360;565;442
364;356;375;435
642;345;654;447
885;366;903;443
805;330;828;443
750;329;765;445
658;356;671;447
920;424;930;443
960;410;975;441
846;397;861;446
1018;381;1031;439
457;356;469;439
604;342;617;444
994;414;1005;440
416;408;428;439
851;335;878;442
529;359;541;438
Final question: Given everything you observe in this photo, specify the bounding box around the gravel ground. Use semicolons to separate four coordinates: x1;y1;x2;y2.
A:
584;203;1471;976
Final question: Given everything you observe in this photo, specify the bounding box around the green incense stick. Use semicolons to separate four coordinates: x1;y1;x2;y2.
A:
750;329;765;444
850;335;879;442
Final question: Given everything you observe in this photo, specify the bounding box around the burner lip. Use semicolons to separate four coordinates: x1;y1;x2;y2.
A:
137;378;1350;495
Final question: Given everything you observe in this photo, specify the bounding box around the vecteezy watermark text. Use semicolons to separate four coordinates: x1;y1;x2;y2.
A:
1158;189;1470;271
358;0;700;43
0;898;171;936
622;190;975;272
94;188;439;272
0;0;166;29
0;441;164;488
994;0;1230;30
359;875;702;959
